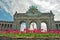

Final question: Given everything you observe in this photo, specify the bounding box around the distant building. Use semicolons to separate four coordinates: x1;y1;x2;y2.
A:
0;6;60;31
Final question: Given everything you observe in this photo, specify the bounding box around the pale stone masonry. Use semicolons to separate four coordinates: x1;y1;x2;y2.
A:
0;6;60;31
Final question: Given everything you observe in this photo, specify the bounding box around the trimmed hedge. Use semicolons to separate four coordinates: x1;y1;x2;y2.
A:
0;33;60;38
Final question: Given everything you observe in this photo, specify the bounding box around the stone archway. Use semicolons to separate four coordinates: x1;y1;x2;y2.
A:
41;22;47;32
20;21;26;31
29;21;37;30
41;21;48;32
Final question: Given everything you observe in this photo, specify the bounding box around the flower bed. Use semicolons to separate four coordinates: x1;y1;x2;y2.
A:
0;28;60;38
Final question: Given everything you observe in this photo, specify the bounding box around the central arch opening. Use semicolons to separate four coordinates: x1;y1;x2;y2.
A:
41;22;47;32
30;22;37;30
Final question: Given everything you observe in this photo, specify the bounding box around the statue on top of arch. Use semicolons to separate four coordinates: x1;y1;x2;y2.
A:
26;5;41;15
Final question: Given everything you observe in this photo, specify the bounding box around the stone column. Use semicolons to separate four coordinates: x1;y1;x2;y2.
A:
13;20;20;30
47;20;51;31
48;19;54;31
3;24;5;30
16;20;21;30
6;24;8;30
13;22;15;30
26;19;30;29
8;24;10;30
58;24;59;30
59;24;60;30
37;20;41;30
0;24;1;31
50;18;55;30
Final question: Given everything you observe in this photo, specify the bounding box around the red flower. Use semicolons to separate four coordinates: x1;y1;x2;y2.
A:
16;30;21;34
8;29;13;33
24;28;29;33
1;27;6;33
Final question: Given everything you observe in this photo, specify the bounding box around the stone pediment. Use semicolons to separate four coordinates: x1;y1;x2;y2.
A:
26;6;41;16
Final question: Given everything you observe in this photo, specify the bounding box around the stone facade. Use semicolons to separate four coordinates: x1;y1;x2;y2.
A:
0;6;60;31
55;21;60;30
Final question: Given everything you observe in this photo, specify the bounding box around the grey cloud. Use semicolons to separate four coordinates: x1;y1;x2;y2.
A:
0;0;60;20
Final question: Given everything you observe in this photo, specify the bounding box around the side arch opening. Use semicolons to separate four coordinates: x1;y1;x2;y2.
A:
41;22;47;32
20;21;26;31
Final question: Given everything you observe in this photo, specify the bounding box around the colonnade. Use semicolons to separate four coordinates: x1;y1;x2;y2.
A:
0;23;12;31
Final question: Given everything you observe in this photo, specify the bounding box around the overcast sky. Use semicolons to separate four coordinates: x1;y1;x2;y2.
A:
0;0;60;21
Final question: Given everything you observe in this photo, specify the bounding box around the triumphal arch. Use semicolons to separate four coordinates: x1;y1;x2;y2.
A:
13;6;55;31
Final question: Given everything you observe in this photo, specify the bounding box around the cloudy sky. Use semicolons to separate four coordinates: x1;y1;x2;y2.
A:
0;0;60;21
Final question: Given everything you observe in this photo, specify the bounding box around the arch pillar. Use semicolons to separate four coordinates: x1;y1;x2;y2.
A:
26;20;30;29
18;21;22;30
17;21;21;30
13;20;21;30
47;19;54;31
48;19;54;31
37;20;41;30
